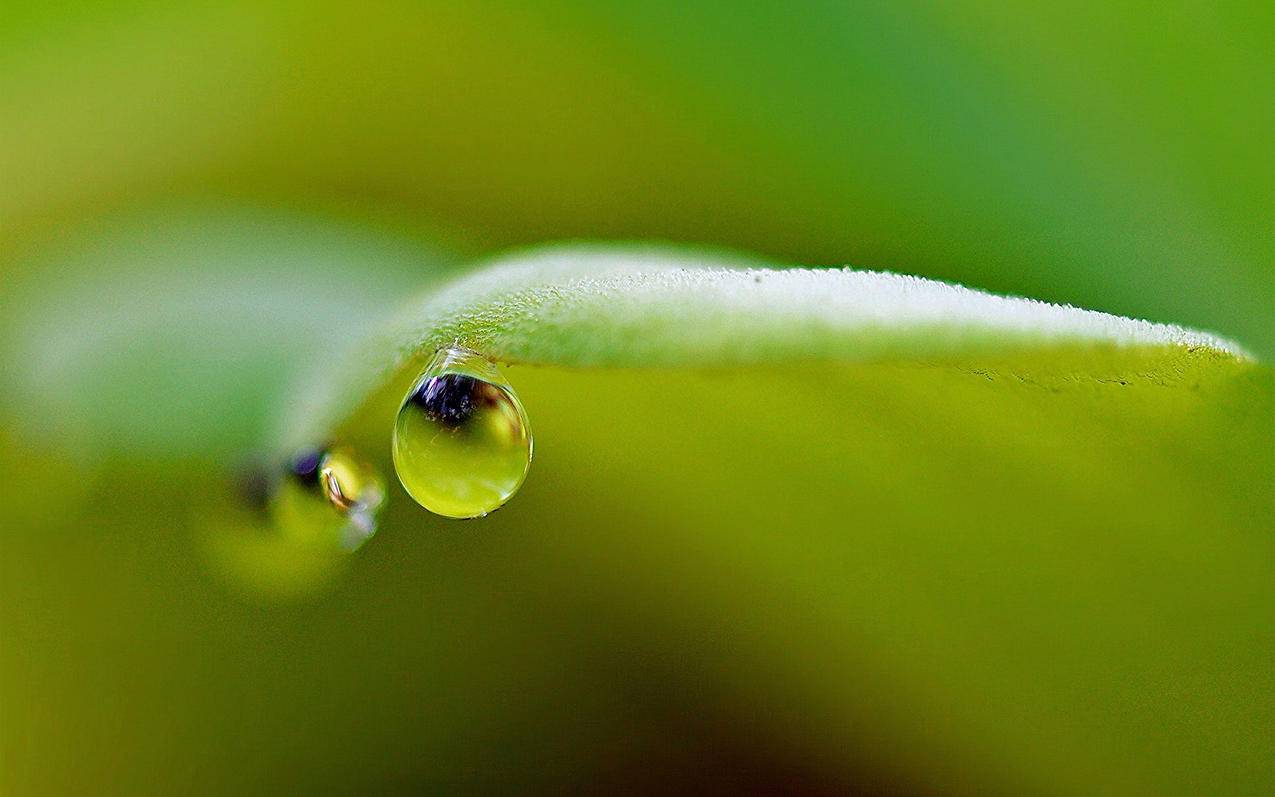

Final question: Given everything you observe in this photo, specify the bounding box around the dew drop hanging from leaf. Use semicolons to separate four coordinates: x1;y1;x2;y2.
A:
393;346;532;518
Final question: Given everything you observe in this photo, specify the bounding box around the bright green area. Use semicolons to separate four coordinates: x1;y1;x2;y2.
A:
2;0;1272;353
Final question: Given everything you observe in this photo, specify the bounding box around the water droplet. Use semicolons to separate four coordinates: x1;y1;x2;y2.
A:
272;444;385;551
202;444;385;600
393;346;532;518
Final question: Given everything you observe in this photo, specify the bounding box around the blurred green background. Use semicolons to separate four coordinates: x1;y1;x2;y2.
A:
5;1;1273;352
2;1;1273;794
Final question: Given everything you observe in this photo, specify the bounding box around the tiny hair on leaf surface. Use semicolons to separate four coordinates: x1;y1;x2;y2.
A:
276;243;1247;450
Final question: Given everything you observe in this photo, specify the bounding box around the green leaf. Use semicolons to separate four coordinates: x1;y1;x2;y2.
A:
270;245;1275;794
7;242;1274;794
280;243;1246;451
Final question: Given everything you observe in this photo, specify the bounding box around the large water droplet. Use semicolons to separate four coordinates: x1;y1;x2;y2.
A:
393;346;532;518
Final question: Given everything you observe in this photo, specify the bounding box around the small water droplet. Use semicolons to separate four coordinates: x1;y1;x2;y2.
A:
204;444;385;599
273;444;385;551
393;346;532;518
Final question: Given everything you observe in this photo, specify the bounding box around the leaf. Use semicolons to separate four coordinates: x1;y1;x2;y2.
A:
279;243;1245;450
7;243;1274;794
270;244;1275;795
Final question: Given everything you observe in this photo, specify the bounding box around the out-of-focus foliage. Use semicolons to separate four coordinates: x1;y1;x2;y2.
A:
0;204;463;456
3;1;1273;351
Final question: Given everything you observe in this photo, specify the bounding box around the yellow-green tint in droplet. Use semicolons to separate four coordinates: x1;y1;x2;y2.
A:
318;447;384;514
392;346;532;518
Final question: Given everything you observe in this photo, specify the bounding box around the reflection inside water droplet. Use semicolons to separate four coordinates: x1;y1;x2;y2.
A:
393;346;532;518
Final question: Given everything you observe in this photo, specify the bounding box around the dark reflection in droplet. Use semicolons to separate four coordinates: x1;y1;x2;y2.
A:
393;346;532;519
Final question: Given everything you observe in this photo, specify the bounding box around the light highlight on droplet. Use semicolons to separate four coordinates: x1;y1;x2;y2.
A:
392;346;532;518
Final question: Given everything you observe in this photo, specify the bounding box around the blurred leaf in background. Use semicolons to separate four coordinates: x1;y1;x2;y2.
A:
1;202;465;456
3;1;1272;350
